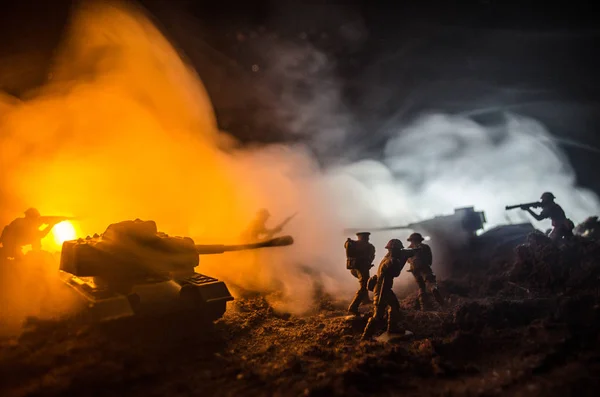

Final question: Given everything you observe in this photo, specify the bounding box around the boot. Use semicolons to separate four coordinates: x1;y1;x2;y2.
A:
387;312;404;334
432;288;445;308
347;298;361;315
347;306;360;316
361;317;378;341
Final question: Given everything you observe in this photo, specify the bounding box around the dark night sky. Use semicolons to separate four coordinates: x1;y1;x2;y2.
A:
1;1;599;193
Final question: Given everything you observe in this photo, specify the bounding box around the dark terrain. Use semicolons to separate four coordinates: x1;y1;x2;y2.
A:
1;233;600;397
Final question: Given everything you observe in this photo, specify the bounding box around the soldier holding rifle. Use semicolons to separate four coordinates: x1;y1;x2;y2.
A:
243;209;297;242
0;208;75;260
506;192;573;241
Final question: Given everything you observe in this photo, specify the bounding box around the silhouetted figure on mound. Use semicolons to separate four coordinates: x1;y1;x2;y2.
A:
522;192;573;241
242;209;283;242
406;233;445;310
345;232;376;315
0;208;68;260
361;239;418;340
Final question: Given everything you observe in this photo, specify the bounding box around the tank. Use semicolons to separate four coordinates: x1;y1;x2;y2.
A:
344;207;538;272
345;207;487;247
59;219;294;322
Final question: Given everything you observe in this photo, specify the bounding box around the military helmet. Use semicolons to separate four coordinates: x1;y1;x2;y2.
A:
24;208;40;218
385;239;403;249
407;232;424;242
540;192;555;201
257;208;270;217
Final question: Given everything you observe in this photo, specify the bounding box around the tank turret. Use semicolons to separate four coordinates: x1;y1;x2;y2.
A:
59;219;294;322
344;207;487;247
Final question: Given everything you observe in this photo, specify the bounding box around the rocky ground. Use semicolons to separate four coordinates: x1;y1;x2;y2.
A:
1;234;600;397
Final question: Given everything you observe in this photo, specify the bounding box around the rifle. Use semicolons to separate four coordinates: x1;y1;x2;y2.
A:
505;201;541;211
38;216;77;226
265;212;298;239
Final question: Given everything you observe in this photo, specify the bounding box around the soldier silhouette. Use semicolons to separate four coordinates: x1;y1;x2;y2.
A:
522;192;573;241
0;208;64;259
345;232;375;315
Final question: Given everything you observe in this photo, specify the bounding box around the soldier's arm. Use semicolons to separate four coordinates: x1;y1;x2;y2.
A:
526;208;545;221
37;225;56;239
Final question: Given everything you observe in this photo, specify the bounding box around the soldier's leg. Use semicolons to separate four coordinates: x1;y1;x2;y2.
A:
423;268;445;307
548;227;560;241
2;240;21;260
560;224;573;239
361;299;387;340
384;290;404;334
359;269;372;304
348;269;369;314
413;272;432;310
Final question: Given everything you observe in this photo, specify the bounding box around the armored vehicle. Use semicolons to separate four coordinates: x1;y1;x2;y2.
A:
59;219;294;322
345;207;487;247
344;207;536;264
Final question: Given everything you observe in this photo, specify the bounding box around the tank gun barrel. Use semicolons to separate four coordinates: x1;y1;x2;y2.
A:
343;207;486;236
195;235;294;254
343;225;412;235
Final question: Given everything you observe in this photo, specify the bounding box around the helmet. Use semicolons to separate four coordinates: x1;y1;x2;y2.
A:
540;192;555;201
24;208;40;218
257;208;270;217
385;239;403;250
407;232;424;242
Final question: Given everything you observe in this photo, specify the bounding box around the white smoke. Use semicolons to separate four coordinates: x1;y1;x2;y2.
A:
2;1;599;320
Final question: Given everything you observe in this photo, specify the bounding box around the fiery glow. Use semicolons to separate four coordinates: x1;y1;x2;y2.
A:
0;2;257;240
51;221;77;247
1;0;600;328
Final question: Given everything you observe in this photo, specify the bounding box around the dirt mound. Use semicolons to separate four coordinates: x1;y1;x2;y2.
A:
1;235;599;396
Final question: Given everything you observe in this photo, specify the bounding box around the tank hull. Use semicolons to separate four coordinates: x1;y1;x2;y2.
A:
60;270;234;323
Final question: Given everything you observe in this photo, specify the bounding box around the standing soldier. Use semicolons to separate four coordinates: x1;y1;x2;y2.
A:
406;232;445;310
522;192;574;241
361;239;417;340
345;232;376;315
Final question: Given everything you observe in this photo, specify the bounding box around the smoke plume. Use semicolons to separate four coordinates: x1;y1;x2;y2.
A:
1;1;599;328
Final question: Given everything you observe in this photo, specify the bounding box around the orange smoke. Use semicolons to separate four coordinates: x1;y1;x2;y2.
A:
0;1;360;326
0;1;259;239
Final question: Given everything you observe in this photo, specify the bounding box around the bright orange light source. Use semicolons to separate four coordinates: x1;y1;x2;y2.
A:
52;221;77;246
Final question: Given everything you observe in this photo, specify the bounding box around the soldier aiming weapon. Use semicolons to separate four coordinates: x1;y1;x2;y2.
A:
242;209;298;242
506;192;573;241
361;239;420;340
406;232;445;310
0;208;76;259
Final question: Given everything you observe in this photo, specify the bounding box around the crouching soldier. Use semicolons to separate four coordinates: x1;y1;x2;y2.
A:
361;239;418;340
522;192;574;241
406;232;445;310
345;232;376;315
